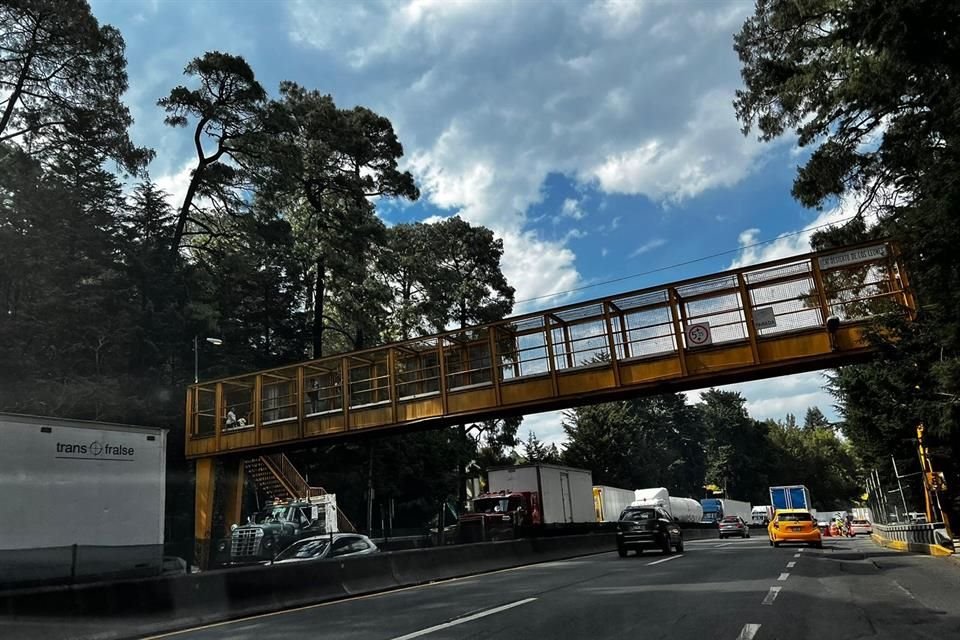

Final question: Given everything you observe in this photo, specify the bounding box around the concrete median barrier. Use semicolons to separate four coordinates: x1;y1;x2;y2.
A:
871;522;954;557
0;532;616;639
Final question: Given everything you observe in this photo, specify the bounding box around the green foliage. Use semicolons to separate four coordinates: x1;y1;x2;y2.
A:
521;431;561;465
735;0;960;517
562;393;706;498
158;51;267;254
0;0;152;172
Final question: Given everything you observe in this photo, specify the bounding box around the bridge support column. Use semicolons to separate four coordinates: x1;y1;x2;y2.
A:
194;457;216;570
222;458;245;536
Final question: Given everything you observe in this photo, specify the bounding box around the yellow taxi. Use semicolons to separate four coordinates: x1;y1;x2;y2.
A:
768;509;823;548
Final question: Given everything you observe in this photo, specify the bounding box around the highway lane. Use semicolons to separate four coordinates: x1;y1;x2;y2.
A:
146;536;960;640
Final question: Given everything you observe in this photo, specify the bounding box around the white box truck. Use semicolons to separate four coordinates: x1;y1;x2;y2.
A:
593;485;635;522
457;464;594;541
0;413;167;587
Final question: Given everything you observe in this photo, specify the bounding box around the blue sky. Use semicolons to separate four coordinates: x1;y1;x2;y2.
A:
91;0;852;444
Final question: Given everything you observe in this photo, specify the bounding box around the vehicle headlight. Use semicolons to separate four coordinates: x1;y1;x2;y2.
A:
263;537;275;549
217;541;228;552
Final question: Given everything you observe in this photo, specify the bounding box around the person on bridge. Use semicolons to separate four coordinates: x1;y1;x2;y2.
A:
226;407;237;428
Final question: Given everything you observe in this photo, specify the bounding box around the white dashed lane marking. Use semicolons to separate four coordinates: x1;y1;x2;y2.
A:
646;554;684;566
787;561;796;568
778;572;790;581
762;586;782;605
736;623;761;639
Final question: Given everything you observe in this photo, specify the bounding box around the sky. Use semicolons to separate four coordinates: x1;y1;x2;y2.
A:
91;0;850;445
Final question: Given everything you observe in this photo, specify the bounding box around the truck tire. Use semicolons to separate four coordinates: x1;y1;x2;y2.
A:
635;548;644;556
617;546;628;558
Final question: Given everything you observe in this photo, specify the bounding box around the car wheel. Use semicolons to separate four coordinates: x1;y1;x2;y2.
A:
768;539;774;547
719;534;724;539
617;546;628;558
773;541;781;548
815;541;823;549
676;536;684;553
635;548;644;556
661;536;673;555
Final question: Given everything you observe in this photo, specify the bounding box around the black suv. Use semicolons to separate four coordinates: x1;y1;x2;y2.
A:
616;506;683;557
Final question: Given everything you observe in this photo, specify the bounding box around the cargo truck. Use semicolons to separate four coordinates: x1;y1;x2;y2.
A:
457;464;594;542
632;488;704;523
700;498;752;523
752;505;775;525
0;413;167;587
593;485;635;522
216;494;340;565
769;485;812;512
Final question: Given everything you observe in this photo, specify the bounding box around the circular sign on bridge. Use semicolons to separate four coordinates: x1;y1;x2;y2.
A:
685;322;712;347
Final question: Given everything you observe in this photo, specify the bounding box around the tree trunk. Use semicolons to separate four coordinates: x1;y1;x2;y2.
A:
170;164;205;257
312;256;325;357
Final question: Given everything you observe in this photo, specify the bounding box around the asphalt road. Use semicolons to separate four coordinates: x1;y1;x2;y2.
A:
139;536;960;640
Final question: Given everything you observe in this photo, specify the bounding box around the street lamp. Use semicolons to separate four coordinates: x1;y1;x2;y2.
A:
194;336;223;383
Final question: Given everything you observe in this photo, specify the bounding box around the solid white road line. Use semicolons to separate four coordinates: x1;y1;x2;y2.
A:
762;586;782;605
646;554;685;566
787;561;796;568
777;572;790;581
390;598;538;640
737;623;762;640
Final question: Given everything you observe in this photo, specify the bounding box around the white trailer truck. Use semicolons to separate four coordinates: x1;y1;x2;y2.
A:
458;464;595;541
593;485;635;522
632;488;703;523
0;413;167;587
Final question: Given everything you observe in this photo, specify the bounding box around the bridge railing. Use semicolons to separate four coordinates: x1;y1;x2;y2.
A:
185;241;913;457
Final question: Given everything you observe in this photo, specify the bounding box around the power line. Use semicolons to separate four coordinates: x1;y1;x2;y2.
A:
515;214;859;305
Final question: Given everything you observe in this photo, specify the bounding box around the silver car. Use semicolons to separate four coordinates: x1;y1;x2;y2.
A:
718;515;750;539
270;533;379;564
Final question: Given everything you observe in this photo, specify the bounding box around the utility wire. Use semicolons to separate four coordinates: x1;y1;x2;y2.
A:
515;214;859;305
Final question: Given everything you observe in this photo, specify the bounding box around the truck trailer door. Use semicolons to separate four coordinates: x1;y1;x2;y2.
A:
560;472;572;523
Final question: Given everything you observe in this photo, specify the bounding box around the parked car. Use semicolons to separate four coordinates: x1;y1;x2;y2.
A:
616;506;683;557
850;519;873;536
270;534;379;564
718;515;750;539
768;509;823;548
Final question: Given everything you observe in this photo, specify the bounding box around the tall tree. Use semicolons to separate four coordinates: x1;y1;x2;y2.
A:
158;51;267;255
0;0;150;172
734;0;960;520
262;82;418;356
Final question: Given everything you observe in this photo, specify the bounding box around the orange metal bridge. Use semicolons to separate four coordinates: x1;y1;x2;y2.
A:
187;241;914;564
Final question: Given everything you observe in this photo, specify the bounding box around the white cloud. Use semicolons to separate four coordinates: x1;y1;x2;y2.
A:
287;0;769;304
519;410;568;448
729;193;876;269
684;371;838;423
503;230;579;313
630;238;666;258
153;161;194;211
560;198;586;221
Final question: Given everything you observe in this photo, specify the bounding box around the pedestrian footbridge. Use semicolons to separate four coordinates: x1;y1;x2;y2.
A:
186;241;913;460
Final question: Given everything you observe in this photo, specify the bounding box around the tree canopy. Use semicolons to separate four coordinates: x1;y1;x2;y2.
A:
734;0;960;522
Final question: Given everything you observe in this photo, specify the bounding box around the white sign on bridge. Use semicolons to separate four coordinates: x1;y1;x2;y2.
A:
685;322;712;347
817;244;888;270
